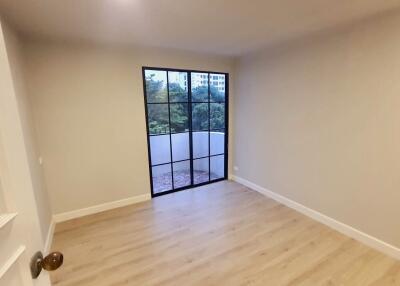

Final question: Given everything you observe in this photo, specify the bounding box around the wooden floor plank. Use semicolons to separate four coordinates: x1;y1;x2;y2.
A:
50;181;400;286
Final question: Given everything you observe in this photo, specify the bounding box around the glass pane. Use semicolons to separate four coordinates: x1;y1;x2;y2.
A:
172;133;189;162
191;72;209;102
145;70;168;103
192;103;209;131
169;71;188;102
210;131;225;155
150;135;171;165
170;103;189;133
210;73;225;102
210;103;225;130
193;131;209;159
152;164;172;194
147;104;169;135
193;158;209;184
173;160;191;188
211;155;225;180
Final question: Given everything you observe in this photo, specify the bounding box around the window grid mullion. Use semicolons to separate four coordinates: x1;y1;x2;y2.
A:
166;72;174;190
188;72;194;186
144;67;228;197
208;73;211;181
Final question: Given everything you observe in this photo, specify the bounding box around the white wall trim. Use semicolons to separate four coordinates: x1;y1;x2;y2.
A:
53;194;151;223
230;175;400;261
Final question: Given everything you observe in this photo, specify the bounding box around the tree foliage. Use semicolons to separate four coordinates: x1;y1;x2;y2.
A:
146;75;225;135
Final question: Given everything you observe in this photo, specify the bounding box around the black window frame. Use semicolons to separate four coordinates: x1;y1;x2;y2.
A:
142;66;229;197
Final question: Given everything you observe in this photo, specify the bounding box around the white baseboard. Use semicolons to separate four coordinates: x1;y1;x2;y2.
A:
44;219;55;253
230;175;400;261
53;194;151;223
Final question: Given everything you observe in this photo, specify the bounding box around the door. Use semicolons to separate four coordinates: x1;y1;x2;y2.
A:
143;67;228;197
0;22;51;286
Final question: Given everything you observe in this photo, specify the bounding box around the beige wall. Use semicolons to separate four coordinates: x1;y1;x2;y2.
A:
24;41;235;214
234;11;400;247
1;21;51;241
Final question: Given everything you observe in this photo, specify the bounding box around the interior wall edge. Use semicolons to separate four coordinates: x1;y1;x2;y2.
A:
44;218;56;253
1;18;52;244
233;8;400;252
52;194;151;223
230;176;400;261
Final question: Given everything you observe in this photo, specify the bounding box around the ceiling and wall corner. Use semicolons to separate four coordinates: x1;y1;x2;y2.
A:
1;0;400;56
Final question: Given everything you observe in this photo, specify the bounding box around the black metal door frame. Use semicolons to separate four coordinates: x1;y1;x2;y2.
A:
142;67;229;197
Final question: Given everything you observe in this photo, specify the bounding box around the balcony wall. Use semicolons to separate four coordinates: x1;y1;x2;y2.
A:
150;131;225;177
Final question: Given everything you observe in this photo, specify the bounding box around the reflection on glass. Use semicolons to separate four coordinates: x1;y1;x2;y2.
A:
192;103;209;131
210;103;225;130
191;73;209;102
169;71;188;102
150;135;171;165
210;73;225;102
192;131;209;159
147;104;169;135
173;160;191;188
170;103;189;133
145;70;168;103
193;158;209;184
152;164;172;193
211;155;224;180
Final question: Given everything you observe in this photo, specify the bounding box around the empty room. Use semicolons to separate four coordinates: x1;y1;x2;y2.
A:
1;1;400;285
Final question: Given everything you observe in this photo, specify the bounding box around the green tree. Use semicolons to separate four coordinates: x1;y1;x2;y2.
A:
192;104;209;130
210;104;225;129
146;74;167;102
192;86;208;101
146;75;225;134
147;104;169;134
210;85;225;102
169;82;187;102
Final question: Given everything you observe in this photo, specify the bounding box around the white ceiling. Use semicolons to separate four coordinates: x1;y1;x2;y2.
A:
1;0;400;56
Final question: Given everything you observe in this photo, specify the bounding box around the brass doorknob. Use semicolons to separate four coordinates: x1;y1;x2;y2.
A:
30;251;64;279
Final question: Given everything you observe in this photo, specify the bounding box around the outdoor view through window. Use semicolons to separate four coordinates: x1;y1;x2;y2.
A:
143;68;228;196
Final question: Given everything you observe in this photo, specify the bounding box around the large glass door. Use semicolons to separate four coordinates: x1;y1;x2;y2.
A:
143;67;228;197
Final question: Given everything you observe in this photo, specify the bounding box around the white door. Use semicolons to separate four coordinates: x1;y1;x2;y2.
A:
0;22;52;286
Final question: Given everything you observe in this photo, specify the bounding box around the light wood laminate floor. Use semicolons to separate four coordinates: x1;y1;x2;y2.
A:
50;181;400;285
